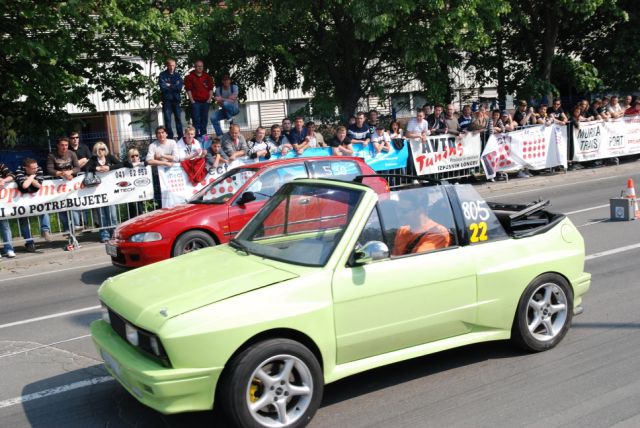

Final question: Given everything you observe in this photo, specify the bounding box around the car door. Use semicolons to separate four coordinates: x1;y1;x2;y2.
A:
331;186;477;364
226;163;308;238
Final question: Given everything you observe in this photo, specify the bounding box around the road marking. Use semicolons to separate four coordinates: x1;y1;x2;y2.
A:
577;219;608;228
566;204;609;215
0;334;92;359
0;376;113;409
586;243;640;261
0;262;112;284
0;306;100;330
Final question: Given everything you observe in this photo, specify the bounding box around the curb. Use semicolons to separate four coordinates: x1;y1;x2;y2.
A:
0;239;110;271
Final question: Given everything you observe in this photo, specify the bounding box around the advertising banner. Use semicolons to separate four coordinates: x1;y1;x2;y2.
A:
572;115;640;161
0;166;154;220
408;132;482;175
481;124;568;179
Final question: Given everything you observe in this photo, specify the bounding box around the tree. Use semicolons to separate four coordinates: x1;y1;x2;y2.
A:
202;0;508;122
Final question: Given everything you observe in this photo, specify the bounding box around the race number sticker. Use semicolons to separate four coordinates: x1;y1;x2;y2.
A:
454;184;508;244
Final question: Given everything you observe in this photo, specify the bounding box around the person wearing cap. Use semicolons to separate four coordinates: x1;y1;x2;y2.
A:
513;100;536;128
370;125;391;155
211;73;240;137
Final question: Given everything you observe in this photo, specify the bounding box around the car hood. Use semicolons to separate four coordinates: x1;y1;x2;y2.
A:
116;203;215;236
99;246;298;331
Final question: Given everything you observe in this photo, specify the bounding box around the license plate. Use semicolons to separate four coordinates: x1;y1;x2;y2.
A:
101;350;122;378
105;244;118;257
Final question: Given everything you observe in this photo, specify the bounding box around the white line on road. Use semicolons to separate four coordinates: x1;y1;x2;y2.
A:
0;262;112;284
0;334;92;359
586;243;640;261
566;204;610;215
0;306;100;330
0;376;114;409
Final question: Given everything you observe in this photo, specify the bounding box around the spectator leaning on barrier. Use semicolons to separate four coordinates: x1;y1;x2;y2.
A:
289;116;309;154
406;109;430;142
348;112;371;147
211;73;240;137
221;123;248;161
47;137;81;233
206;138;229;170
549;98;568;124
588;99;605;121
579;99;595;121
329;126;353;156
367;109;379;135
281;118;294;146
69;131;93;229
388;120;403;139
146;126;178;167
608;95;624;119
176;126;205;161
427;104;448;135
123;148;145;218
0;163;33;257
491;109;505;133
501;111;515;132
625;99;640;116
86;141;123;243
622;95;633;109
266;124;293;155
304;121;325;148
14;158;52;244
444;104;461;135
535;104;553;126
185;59;214;139
158;58;184;140
247;126;277;160
458;105;473;132
469;108;489;132
371;125;391;155
513;100;536;127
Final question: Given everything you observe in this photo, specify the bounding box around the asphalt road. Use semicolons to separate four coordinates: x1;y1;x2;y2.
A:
1;164;640;427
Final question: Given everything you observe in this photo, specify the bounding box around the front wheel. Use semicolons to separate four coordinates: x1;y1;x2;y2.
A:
218;339;323;428
511;273;573;352
172;230;216;257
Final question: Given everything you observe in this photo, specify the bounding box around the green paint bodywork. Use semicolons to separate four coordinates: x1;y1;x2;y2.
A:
91;179;590;414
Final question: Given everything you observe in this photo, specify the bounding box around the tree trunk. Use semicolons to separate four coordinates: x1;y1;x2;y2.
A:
540;5;560;101
496;32;507;109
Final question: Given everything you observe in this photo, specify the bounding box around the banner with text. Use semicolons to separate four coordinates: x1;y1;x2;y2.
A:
481;124;568;179
0;166;154;220
408;132;482;175
572;115;640;161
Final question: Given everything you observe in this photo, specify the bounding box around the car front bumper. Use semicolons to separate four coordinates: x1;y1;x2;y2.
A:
106;239;168;268
91;320;222;414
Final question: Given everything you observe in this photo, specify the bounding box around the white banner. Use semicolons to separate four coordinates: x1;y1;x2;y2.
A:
157;161;245;208
409;132;482;175
481;124;568;179
0;166;154;220
572;115;640;161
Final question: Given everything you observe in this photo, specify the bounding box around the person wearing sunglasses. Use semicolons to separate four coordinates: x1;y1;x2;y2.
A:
86;142;123;242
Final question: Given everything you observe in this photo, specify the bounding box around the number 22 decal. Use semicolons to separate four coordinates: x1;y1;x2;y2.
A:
469;222;488;243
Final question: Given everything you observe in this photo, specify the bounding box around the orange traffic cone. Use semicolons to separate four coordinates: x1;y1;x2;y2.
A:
625;178;640;219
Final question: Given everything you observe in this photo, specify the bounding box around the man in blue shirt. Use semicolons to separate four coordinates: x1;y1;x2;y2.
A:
348;111;370;146
211;74;240;136
289;116;308;154
158;58;184;140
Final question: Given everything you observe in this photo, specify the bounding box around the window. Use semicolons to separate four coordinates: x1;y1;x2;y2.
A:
454;184;508;244
356;208;385;248
379;186;456;256
246;164;308;202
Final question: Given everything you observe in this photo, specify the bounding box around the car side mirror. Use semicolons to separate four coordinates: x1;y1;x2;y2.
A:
352;241;389;266
237;191;256;206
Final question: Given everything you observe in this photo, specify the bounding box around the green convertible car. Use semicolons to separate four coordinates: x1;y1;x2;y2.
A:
91;177;590;427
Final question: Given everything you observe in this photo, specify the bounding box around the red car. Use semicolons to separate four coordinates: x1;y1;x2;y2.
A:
107;156;388;268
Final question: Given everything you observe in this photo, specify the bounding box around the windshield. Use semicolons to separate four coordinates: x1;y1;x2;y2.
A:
235;183;364;266
190;168;257;204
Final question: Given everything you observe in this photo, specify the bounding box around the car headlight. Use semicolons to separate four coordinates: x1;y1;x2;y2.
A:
129;232;162;242
100;303;110;324
125;323;139;346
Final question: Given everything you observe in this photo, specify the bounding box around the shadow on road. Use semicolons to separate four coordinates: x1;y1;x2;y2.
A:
80;265;124;286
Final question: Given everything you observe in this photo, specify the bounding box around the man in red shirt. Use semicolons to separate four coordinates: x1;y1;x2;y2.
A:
624;99;640;116
185;60;214;139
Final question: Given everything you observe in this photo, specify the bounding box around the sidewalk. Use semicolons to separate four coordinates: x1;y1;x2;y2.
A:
0;231;110;270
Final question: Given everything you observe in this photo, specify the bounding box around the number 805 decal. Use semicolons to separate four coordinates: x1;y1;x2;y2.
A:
469;222;488;243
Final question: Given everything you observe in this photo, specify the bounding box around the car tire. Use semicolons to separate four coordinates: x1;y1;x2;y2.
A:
511;273;573;352
172;230;216;257
218;338;323;428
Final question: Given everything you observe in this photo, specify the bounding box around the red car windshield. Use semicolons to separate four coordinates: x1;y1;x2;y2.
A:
190;168;257;204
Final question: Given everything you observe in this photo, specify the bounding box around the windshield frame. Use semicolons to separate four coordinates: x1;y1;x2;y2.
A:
234;182;366;267
189;167;260;204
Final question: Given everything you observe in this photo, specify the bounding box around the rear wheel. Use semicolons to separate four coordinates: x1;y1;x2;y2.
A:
218;339;323;428
511;273;573;352
172;230;216;257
